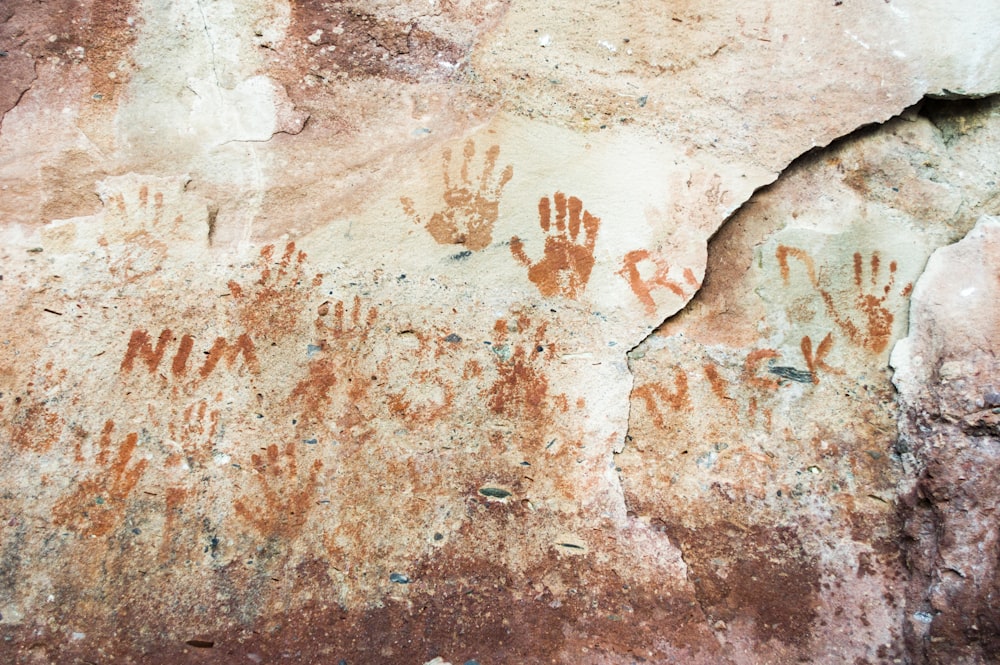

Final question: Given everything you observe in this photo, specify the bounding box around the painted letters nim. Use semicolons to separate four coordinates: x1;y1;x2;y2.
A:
120;329;260;379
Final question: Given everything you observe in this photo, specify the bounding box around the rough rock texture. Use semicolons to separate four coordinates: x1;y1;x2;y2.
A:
892;212;1000;664
1;0;999;663
622;97;1000;664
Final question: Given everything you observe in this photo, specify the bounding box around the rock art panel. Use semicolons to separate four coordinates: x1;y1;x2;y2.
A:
0;0;999;662
619;98;1000;664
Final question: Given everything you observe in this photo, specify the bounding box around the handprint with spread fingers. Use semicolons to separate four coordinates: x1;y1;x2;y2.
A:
53;420;148;537
820;252;912;354
401;140;513;251
234;442;323;539
776;246;912;355
228;242;322;340
511;192;601;299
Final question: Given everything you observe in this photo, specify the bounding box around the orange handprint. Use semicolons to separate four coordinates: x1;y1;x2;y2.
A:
511;192;600;299
820;252;912;354
401;140;513;251
53;420;148;537
776;246;912;355
234;442;323;539
228;242;322;340
485;315;553;420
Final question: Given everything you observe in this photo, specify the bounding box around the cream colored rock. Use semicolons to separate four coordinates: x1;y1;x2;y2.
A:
0;0;999;662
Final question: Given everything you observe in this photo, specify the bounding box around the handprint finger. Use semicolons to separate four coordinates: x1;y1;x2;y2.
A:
497;163;514;194
480;144;501;193
568;195;582;239
510;236;530;266
278;242;296;279
441;146;454;191
460;139;475;186
583;210;600;250
885;260;897;295
554;191;568;233
400;197;422;225
538;196;552;232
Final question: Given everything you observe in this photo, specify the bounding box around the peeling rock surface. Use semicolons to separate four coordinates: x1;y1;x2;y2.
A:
0;1;999;663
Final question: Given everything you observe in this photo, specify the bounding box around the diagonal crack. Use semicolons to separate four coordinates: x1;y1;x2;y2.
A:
0;52;38;131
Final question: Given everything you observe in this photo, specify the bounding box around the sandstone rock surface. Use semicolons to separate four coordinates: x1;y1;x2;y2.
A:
0;0;999;663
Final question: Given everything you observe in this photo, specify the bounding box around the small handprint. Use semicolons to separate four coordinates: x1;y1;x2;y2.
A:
820;252;912;354
53;420;148;537
401;140;513;251
617;249;700;314
166;399;222;467
511;193;600;299
234;442;323;539
289;297;381;435
229;242;323;339
483;314;564;422
103;182;185;241
321;295;379;341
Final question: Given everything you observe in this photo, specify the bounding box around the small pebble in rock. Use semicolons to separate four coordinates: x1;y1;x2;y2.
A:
389;572;410;584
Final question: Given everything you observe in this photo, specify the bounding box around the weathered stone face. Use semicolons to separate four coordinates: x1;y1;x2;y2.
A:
0;1;999;663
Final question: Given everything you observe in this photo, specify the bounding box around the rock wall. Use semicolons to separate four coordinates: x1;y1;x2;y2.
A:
0;1;998;663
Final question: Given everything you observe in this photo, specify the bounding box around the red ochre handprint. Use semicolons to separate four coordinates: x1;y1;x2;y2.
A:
234;442;323;539
776;246;912;354
618;249;701;315
53;420;148;537
229;242;323;340
401;140;513;251
166;399;221;467
485;315;554;420
511;193;600;299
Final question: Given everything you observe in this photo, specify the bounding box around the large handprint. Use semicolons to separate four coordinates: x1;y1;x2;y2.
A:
511;192;601;299
820;252;912;354
401;140;513;251
776;246;912;355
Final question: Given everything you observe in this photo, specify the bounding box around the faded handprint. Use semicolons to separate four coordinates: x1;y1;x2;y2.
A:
321;296;379;341
511;193;600;299
633;371;690;429
53;420;148;537
166;399;222;467
234;442;323;539
229;242;323;339
401;140;513;251
289;297;381;437
382;332;458;427
485;314;554;420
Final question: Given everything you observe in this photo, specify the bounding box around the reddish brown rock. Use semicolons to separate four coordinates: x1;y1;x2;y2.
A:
892;214;1000;664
